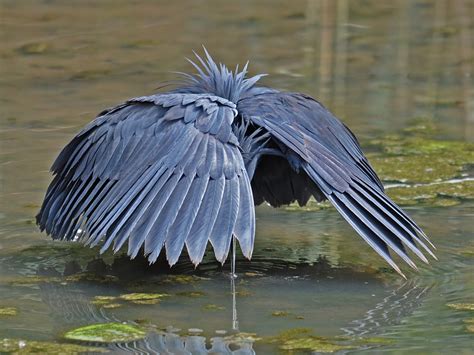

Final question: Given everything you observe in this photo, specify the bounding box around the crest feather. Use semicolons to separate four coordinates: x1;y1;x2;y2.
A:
178;46;266;103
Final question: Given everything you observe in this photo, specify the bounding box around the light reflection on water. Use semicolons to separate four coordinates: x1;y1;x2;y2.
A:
0;248;429;353
0;0;473;353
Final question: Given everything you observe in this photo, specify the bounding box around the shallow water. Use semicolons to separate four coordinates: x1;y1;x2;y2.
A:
0;0;473;353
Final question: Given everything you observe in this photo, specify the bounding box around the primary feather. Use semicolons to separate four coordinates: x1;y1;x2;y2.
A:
37;49;435;276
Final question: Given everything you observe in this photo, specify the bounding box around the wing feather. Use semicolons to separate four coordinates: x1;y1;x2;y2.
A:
238;91;435;275
329;193;405;277
209;175;240;263
185;176;226;265
140;172;193;262
233;173;255;258
132;170;186;259
38;93;255;267
165;175;209;266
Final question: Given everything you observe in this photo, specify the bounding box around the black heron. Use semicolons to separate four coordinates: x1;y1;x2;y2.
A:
37;49;436;278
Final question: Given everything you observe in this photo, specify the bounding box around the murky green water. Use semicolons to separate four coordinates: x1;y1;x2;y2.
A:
1;0;473;353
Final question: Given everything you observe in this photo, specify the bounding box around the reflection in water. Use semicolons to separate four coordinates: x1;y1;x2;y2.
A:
231;270;239;332
105;332;256;354
28;255;430;354
341;281;431;338
36;258;258;354
1;0;473;353
231;237;239;332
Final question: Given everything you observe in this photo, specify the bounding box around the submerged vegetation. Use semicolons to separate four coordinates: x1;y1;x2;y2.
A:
1;0;473;353
91;293;170;307
446;303;474;334
0;307;18;317
262;327;393;353
447;303;474;312
368;119;474;206
203;304;226;311
63;323;146;343
119;292;170;301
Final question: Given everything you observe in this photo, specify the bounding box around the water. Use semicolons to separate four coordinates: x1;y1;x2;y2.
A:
1;0;473;353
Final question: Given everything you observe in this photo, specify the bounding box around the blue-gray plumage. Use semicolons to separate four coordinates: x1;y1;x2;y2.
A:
37;49;436;277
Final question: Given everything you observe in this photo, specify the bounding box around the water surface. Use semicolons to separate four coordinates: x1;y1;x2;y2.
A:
1;0;473;353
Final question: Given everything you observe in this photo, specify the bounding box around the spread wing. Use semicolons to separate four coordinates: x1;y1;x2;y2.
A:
37;93;255;266
238;92;436;277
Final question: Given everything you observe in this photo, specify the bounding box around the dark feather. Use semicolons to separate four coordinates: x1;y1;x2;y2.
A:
238;91;436;275
37;50;435;276
38;90;255;267
185;176;226;265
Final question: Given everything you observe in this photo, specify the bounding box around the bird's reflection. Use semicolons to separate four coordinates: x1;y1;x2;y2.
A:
34;253;430;354
37;254;256;354
106;331;256;355
341;281;432;338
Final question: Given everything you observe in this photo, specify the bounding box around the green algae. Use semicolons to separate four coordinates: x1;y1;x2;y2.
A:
368;135;474;184
224;332;262;342
459;247;474;257
16;42;49;55
280;337;355;352
92;293;170;308
271;310;289;317
286;173;473;211
118;293;169;305
161;274;208;284
102;303;122;309
0;307;18;316
400;117;440;137
5;275;60;287
265;328;353;353
203;304;225;311
351;336;395;345
386;180;474;207
0;242;96;261
91;296;121;308
447;303;474;311
129;299;160;305
0;338;107;353
235;289;252;297
176;291;206;298
22;203;40;209
284;200;333;212
464;318;474;333
63;322;146;343
265;328;312;342
65;272;119;284
93;295;118;302
263;328;393;353
362;118;474;206
119;293;170;301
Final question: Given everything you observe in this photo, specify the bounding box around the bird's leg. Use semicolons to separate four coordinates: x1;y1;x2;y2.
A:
230;235;239;330
231;235;237;279
231;255;239;331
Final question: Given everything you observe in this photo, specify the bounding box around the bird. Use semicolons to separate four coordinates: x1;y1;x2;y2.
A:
36;48;436;278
